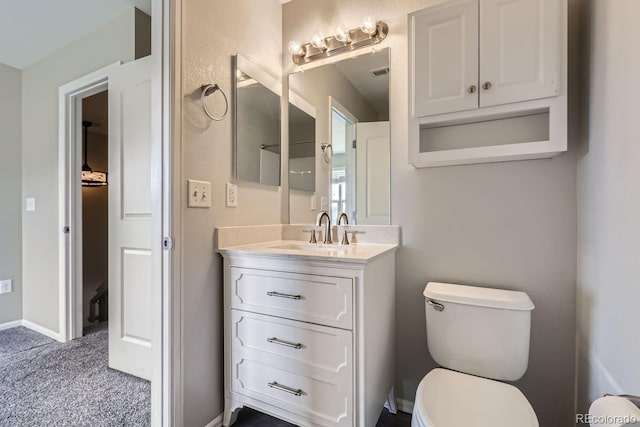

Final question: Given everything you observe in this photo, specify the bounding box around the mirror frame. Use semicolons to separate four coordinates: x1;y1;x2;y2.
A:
232;54;283;185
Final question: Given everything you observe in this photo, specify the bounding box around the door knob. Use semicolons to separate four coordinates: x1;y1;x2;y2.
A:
482;81;492;90
468;85;477;94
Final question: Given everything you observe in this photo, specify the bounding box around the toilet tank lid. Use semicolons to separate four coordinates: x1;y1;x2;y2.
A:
424;282;535;311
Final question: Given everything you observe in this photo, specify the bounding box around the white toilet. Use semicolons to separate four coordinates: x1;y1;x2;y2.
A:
412;282;539;427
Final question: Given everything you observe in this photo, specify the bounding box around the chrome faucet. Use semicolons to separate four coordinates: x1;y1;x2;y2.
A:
337;213;350;245
316;211;332;244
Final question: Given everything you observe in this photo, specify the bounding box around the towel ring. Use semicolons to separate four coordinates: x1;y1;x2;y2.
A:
200;84;228;121
320;143;333;163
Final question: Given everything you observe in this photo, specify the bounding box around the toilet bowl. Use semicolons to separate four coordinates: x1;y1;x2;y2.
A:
412;282;538;427
411;369;538;427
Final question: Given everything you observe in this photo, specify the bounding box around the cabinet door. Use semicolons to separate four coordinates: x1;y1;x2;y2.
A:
479;0;561;107
410;0;479;117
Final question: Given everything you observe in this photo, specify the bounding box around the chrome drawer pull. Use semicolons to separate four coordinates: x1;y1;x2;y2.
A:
267;291;302;300
267;337;302;349
268;381;303;396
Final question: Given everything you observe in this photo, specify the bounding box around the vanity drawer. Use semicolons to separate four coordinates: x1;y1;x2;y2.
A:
231;352;352;427
231;310;352;376
229;267;353;329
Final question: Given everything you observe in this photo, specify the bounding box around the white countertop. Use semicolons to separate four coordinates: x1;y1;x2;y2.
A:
218;240;397;263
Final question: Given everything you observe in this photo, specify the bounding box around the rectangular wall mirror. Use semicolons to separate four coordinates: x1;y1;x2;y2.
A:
234;54;282;186
287;48;390;225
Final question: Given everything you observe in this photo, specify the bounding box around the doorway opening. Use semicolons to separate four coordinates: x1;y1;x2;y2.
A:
81;91;109;332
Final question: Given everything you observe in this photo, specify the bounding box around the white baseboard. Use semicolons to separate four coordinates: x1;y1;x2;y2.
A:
396;398;415;414
21;319;63;342
0;320;22;331
204;413;223;427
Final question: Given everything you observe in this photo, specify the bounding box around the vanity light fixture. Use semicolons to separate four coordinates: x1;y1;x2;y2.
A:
287;40;305;57
335;24;351;43
288;16;389;66
310;33;327;50
360;15;378;35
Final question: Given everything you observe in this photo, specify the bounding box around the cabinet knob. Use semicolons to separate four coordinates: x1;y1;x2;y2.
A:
467;85;477;94
482;81;492;90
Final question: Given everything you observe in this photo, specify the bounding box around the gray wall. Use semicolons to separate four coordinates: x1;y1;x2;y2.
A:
284;1;578;425
21;10;137;332
576;0;640;414
180;0;282;425
134;9;152;60
0;63;23;324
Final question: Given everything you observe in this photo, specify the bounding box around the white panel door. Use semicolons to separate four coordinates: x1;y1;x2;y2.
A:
356;122;390;225
480;0;561;107
108;56;153;380
410;0;479;117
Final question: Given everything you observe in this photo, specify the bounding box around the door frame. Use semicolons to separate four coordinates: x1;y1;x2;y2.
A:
329;97;358;221
57;0;179;425
58;63;119;342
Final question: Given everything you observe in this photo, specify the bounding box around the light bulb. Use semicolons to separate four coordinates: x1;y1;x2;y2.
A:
288;40;305;56
335;24;351;43
310;33;327;50
361;15;378;35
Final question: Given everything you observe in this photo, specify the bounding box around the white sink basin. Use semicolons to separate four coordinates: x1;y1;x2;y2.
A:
269;243;349;253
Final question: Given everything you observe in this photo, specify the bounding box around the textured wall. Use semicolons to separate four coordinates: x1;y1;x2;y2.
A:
576;0;640;414
283;1;578;424
0;63;23;325
180;0;282;425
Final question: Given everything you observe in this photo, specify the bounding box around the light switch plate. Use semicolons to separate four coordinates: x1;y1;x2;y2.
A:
0;279;12;295
26;197;36;212
310;195;317;211
187;180;211;208
226;183;238;208
320;196;328;212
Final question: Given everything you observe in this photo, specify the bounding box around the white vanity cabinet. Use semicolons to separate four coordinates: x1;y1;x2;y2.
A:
409;0;567;167
220;250;396;427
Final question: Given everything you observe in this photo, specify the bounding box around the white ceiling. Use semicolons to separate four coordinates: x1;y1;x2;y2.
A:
0;0;151;70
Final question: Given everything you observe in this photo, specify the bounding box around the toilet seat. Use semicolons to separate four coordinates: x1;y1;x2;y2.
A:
412;368;538;427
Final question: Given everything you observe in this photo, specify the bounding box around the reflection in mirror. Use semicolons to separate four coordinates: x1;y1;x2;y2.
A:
234;55;281;186
288;48;390;225
288;97;316;192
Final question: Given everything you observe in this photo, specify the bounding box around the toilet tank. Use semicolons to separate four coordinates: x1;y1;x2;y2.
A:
424;282;535;381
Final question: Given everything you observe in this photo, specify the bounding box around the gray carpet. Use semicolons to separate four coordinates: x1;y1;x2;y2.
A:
0;323;150;427
0;327;54;358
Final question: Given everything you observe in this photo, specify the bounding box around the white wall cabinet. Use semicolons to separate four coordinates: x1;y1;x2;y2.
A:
411;0;479;117
479;0;561;107
220;252;396;427
409;0;567;168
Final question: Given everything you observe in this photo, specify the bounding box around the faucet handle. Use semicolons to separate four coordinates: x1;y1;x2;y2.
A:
340;227;350;245
302;228;320;243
